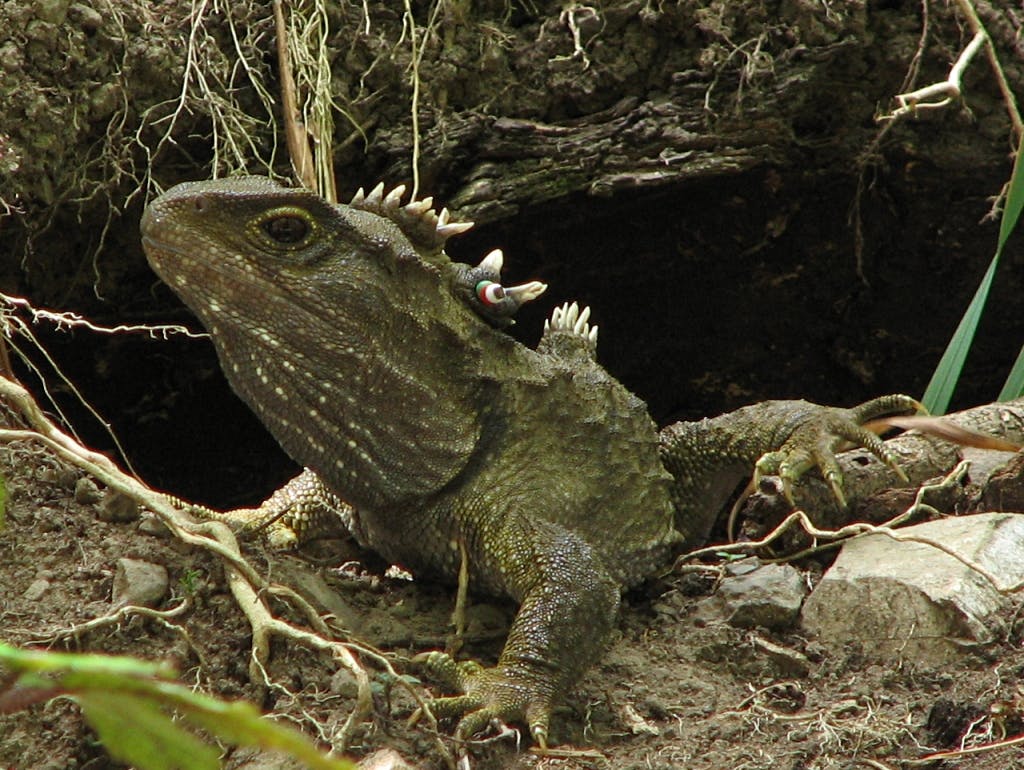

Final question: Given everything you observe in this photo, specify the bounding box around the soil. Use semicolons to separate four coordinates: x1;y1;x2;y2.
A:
4;421;1024;770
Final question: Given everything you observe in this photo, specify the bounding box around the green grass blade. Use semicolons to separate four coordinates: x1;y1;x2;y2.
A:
997;132;1024;250
999;344;1024;401
924;129;1024;413
998;132;1024;401
921;255;999;415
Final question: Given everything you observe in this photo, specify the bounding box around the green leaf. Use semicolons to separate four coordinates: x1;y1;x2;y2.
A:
0;644;356;770
997;130;1024;252
76;692;220;770
998;133;1024;401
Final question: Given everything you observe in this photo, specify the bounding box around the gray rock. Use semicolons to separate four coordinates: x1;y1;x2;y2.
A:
98;489;140;523
329;667;360;698
802;512;1024;665
273;559;364;632
23;577;51;601
695;558;807;630
359;749;420;770
73;477;101;504
138;513;172;538
112;558;168;607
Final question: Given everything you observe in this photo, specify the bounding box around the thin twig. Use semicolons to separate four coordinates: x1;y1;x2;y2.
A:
905;731;1024;764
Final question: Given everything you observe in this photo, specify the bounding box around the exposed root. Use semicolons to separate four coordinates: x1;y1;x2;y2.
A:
877;0;1022;137
139;0;278;188
878;30;986;122
722;682;925;761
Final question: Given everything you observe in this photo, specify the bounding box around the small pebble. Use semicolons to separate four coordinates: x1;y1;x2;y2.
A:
98;489;140;523
74;477;102;504
112;558;168;607
138;513;172;538
23;578;51;601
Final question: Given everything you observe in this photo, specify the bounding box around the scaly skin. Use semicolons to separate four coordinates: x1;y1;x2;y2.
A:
141;177;917;745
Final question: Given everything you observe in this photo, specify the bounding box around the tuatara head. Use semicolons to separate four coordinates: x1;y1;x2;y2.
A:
141;176;522;510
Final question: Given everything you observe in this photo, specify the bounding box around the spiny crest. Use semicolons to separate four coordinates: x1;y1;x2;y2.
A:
350;182;474;253
544;301;599;352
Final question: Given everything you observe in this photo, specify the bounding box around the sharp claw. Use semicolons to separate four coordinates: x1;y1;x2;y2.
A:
825;471;847;508
531;723;549;750
890;459;909;483
782;477;796;506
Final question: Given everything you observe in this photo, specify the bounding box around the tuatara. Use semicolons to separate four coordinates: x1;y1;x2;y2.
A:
141;176;917;745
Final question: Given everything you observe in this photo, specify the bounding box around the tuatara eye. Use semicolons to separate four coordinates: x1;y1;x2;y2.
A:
262;215;310;244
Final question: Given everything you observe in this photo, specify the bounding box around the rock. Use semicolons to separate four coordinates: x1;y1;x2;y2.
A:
138;513;172;538
273;559;364;632
69;2;102;31
32;0;70;25
802;512;1024;665
98;489;140;523
329;667;359;698
73;477;101;504
23;578;51;601
359;749;420;770
112;558;168;607
694;558;807;630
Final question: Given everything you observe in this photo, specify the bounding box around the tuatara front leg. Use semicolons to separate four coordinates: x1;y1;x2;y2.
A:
659;394;923;546
172;468;358;549
413;301;616;747
416;517;619;748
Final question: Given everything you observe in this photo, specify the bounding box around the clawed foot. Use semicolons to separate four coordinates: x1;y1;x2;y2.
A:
754;394;924;507
412;651;553;748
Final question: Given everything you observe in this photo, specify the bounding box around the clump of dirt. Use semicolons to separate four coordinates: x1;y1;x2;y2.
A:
4;421;1024;769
